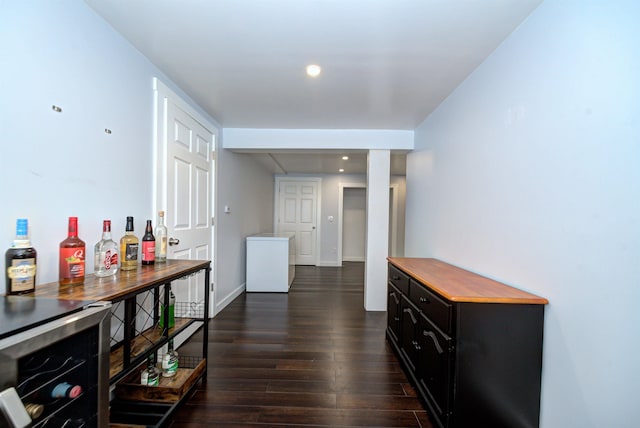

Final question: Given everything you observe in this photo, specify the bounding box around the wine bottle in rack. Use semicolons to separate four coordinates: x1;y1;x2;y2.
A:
47;381;83;399
23;403;44;419
159;286;175;329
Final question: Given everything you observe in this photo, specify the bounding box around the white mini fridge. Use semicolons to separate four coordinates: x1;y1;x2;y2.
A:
246;233;296;292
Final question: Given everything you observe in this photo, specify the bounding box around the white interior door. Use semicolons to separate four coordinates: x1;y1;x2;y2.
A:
276;178;319;265
155;78;216;321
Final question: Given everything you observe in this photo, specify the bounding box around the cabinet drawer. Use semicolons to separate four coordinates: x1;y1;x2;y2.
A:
388;264;410;295
410;279;452;334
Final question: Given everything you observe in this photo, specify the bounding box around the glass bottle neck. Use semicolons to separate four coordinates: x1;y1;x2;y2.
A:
68;226;78;237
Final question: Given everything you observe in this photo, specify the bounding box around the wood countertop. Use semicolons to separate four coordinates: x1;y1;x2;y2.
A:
387;257;548;305
31;259;211;302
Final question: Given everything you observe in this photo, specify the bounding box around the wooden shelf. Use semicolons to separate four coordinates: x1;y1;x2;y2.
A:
114;359;206;403
109;318;193;379
31;260;210;303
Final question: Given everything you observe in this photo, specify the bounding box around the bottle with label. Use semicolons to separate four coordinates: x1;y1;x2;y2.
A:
140;355;160;386
59;217;85;285
159;286;175;329
120;216;139;271
155;211;168;263
162;339;179;377
141;219;155;265
5;219;37;295
94;220;119;277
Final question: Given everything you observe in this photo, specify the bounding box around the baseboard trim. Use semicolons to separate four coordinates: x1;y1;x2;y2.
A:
215;282;245;315
316;261;341;267
342;256;365;262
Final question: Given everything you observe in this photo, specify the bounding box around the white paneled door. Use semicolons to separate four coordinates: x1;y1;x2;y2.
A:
155;78;215;319
276;178;319;265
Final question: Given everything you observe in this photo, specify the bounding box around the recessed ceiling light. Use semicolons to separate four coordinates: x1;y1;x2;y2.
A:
306;64;322;78
342;156;349;160
339;168;345;173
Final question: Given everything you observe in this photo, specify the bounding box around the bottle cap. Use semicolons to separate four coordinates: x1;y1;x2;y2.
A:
24;403;44;419
16;219;28;237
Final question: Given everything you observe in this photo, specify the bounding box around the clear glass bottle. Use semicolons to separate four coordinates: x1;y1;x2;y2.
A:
120;216;139;271
94;220;119;277
140;355;160;386
5;218;37;295
161;339;179;377
59;217;85;285
155;211;168;263
141;219;155;265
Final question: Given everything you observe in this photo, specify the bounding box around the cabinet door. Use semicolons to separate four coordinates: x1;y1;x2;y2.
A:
387;284;402;344
418;315;453;426
400;296;420;374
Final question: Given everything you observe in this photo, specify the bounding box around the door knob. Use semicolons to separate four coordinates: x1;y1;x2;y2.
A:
168;238;180;246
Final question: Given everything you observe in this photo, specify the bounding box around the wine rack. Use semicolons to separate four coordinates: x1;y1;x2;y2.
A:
30;259;211;428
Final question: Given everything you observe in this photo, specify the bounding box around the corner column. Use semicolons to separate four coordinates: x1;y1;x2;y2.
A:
364;149;390;311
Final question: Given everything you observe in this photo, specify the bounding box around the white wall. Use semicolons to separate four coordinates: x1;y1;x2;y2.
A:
405;1;640;427
0;1;215;285
215;149;274;311
342;188;366;262
0;2;271;317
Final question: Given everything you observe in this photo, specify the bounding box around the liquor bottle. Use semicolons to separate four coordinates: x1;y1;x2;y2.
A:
59;217;85;285
155;211;168;263
120;216;139;271
141;219;155;265
159;286;175;329
140;355;160;386
94;220;119;277
5;219;37;295
162;339;179;377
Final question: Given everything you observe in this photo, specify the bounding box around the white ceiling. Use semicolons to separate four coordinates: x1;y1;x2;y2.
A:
84;0;542;174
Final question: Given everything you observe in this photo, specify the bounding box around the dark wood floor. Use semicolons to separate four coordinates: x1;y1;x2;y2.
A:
171;262;433;428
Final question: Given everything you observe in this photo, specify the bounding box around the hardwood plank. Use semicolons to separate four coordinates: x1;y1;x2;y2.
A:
171;262;433;428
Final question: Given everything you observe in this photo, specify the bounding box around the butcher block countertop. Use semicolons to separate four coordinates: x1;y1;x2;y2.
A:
387;257;548;305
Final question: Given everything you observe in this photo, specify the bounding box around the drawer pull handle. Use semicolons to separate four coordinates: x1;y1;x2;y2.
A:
392;276;401;281
389;292;400;304
419;297;430;304
394;316;400;321
403;307;418;324
423;330;444;354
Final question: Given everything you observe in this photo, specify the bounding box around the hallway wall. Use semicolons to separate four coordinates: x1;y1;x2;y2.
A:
405;1;640;426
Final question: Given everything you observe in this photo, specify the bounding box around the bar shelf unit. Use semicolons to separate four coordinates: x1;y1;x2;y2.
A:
33;259;211;428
